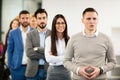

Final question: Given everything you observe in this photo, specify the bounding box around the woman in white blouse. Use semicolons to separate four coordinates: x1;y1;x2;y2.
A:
45;14;71;80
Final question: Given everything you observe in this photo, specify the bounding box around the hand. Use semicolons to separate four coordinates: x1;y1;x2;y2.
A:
33;47;38;51
78;66;92;79
85;67;94;74
87;66;100;79
49;51;52;55
78;66;100;80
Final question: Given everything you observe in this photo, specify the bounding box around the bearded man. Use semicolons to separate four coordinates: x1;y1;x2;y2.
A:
7;10;33;80
25;8;51;80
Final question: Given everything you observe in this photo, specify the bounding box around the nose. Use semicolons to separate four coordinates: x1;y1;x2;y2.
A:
24;18;28;22
89;19;95;24
59;23;63;26
40;18;46;22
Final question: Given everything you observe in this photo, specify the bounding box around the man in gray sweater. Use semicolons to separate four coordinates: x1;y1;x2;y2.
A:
63;7;116;80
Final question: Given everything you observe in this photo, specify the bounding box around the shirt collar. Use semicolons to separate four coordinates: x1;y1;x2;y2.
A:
82;29;99;37
20;25;30;32
37;27;47;34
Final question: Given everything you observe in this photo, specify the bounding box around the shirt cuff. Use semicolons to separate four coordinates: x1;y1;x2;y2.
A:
76;67;80;75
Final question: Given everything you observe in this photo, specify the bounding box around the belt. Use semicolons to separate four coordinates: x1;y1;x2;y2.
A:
21;64;27;67
51;65;64;67
38;65;44;69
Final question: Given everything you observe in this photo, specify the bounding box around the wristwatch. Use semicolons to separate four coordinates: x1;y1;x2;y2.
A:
101;67;105;73
99;67;104;74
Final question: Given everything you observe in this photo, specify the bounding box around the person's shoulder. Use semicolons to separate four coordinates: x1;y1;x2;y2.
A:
47;29;51;32
28;28;37;34
46;36;51;40
99;32;109;38
26;29;37;39
46;28;51;34
9;27;20;34
45;36;51;43
69;32;82;42
30;27;34;31
71;32;82;39
98;32;111;41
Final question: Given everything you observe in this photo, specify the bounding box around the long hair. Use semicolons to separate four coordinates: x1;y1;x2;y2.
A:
51;14;69;56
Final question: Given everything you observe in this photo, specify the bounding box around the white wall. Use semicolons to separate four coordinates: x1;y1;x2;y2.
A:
42;0;120;55
42;0;120;35
2;0;23;42
2;0;38;42
112;28;120;55
2;0;120;55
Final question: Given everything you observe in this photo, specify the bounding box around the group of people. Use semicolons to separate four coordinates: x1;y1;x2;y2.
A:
1;7;116;80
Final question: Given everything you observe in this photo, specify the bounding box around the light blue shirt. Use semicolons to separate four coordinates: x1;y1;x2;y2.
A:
38;30;46;65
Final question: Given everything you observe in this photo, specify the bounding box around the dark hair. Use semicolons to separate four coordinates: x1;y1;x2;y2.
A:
51;14;69;56
19;10;30;18
82;7;98;17
34;8;48;18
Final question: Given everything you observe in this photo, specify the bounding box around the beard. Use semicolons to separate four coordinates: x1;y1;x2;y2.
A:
38;23;46;29
21;22;29;28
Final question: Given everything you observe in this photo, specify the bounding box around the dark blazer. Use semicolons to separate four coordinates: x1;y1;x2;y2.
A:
25;28;51;77
7;27;33;69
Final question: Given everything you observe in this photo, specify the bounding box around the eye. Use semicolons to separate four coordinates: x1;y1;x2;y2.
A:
87;18;91;20
93;18;97;20
43;17;46;20
38;17;41;20
86;18;97;20
56;22;65;25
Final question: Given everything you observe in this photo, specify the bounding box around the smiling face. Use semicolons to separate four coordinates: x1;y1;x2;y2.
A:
82;12;98;32
55;18;66;33
12;20;19;29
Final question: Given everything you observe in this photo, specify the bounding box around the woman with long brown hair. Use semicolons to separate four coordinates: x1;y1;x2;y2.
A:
45;14;71;80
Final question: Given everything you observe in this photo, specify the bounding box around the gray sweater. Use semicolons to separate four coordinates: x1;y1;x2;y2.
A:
63;32;116;80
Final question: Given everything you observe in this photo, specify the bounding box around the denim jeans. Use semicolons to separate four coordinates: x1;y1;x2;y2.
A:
27;69;46;80
10;65;26;80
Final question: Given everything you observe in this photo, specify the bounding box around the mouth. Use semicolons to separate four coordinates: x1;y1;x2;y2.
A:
58;28;65;32
89;25;95;28
41;22;45;25
90;24;94;26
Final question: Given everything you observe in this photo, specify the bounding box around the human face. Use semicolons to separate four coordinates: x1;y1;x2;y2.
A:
82;12;98;31
30;17;37;28
37;13;47;29
56;18;66;33
19;14;30;28
12;20;19;29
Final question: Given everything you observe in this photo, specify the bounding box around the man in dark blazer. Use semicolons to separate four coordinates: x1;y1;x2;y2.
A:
25;9;51;80
7;10;33;80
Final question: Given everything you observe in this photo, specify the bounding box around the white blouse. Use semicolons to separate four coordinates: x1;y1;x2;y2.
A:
45;36;65;66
